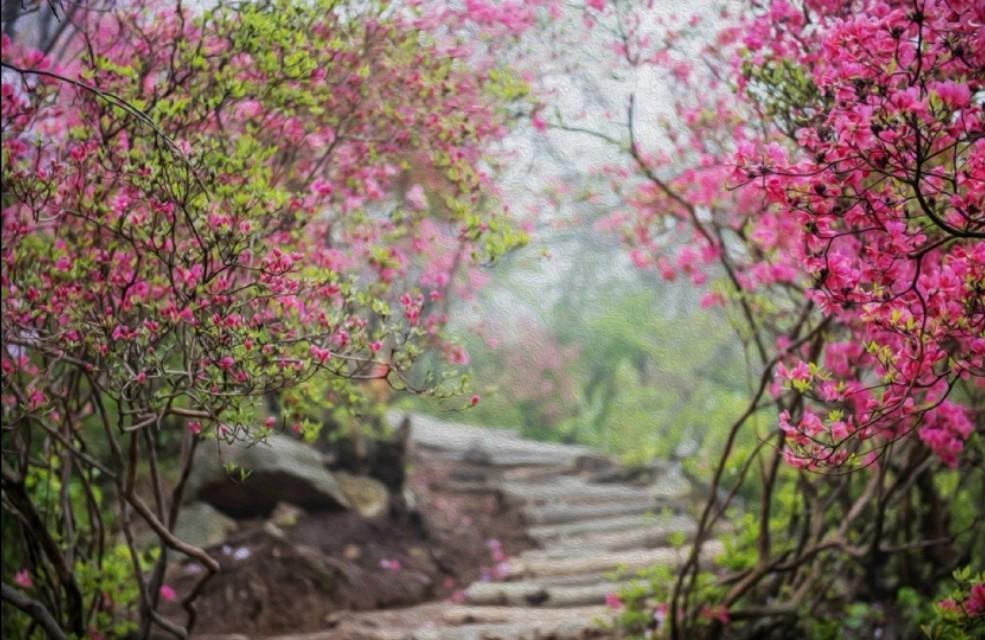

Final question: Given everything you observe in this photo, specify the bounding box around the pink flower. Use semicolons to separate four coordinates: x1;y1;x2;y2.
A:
217;356;235;370
699;292;723;308
781;361;811;384
369;341;383;353
492;561;511;579
700;604;729;624
27;388;46;410
933;81;971;109
309;344;331;364
379;558;401;572
470;394;480;407
937;598;961;614
187;421;201;435
235;99;263;119
448;345;470;365
406;185;428;211
311;178;334;197
263;416;276;430
486;538;504;560
586;0;605;10
629;248;650;269
966;583;985;616
14;569;32;589
159;584;176;602
653;602;669;626
604;592;622;610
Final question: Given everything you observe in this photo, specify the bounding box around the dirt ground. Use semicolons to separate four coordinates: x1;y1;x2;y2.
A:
164;456;531;635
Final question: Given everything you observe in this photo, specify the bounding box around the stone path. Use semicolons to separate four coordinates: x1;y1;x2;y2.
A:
210;413;718;640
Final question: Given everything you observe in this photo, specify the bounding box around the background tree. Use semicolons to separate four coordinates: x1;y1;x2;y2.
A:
1;0;527;636
499;0;983;637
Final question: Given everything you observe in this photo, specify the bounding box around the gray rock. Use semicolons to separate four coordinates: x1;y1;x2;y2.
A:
173;501;238;549
262;521;287;539
335;471;389;519
186;433;351;517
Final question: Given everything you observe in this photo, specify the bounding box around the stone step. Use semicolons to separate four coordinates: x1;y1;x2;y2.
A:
395;412;599;470
506;542;723;580
529;572;617;587
411;617;605;640
440;480;500;494
463;579;626;607
247;603;612;640
501;465;584;483
415;446;581;470
441;605;607;625
523;501;661;526
528;513;694;542
529;519;697;555
472;451;589;468
500;477;655;506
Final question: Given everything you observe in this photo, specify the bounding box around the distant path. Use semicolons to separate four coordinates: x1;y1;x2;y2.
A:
211;413;717;640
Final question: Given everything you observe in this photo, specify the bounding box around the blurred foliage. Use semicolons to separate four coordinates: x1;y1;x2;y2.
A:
406;234;754;471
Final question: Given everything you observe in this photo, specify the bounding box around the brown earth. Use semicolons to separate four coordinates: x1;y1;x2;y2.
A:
165;456;531;636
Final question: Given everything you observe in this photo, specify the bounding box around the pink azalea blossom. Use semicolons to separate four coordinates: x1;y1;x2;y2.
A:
406;185;428;210
966;583;985;616
604;592;622;610
14;569;32;589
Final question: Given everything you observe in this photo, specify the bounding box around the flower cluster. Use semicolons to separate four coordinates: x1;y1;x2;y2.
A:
2;0;527;446
737;0;984;468
586;0;983;470
1;0;528;635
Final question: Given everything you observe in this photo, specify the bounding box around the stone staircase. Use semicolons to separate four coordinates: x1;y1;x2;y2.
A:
210;413;716;640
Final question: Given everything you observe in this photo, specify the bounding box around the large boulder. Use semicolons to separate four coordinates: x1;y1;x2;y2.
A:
186;433;350;518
